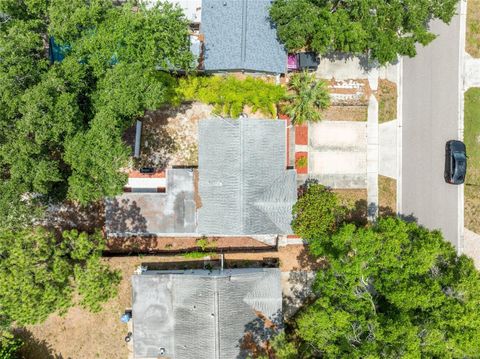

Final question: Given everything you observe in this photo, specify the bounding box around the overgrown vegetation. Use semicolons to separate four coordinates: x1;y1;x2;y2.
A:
466;0;480;58
0;331;22;359
291;183;346;240
183;236;217;259
295;155;307;169
377;80;397;123
378;175;397;216
270;0;459;64
0;0;194;215
274;183;480;358
284;71;330;125
175;75;286;118
0;228;121;326
464;88;480;233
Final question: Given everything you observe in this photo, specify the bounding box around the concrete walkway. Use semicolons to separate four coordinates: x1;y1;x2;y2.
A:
379;120;398;179
464;53;480;90
367;95;379;220
464;228;480;270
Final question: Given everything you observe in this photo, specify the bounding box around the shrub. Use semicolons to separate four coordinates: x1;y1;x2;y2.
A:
295;155;308;168
291;183;345;240
176;75;286;118
284;71;330;125
0;332;22;359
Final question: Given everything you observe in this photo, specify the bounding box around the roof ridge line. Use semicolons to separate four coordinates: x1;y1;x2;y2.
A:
240;0;248;66
239;118;245;234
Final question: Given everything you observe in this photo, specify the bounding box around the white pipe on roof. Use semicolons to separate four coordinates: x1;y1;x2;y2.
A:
134;120;142;158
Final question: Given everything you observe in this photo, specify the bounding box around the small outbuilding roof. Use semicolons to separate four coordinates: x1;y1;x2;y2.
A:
200;0;287;73
132;268;282;359
198;118;296;235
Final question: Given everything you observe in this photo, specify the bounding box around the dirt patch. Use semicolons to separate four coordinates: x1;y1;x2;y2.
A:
106;235;274;253
378;175;397;217
21;245;318;359
376;80;397;124
322;105;368;121
135;102;212;169
467;0;480;58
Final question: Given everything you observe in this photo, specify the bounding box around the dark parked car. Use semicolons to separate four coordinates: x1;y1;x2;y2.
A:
444;140;467;184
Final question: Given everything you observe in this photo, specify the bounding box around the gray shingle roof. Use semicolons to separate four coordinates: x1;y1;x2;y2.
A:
132;268;282;359
201;0;287;73
198;118;296;235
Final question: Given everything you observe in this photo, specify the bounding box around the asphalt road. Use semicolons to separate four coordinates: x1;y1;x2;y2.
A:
401;11;463;250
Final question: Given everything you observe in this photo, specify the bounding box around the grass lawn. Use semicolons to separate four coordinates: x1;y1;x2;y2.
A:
465;88;480;233
333;189;368;225
378;175;397;217
467;0;480;58
377;80;397;124
321;105;368;121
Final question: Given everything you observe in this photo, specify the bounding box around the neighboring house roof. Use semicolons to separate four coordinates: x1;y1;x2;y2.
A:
201;0;287;73
132;268;282;359
198;118;296;235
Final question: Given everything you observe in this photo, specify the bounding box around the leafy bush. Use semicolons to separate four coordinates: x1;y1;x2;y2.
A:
0;332;22;359
295;155;307;169
176;75;286;118
284;71;330;125
291;183;346;240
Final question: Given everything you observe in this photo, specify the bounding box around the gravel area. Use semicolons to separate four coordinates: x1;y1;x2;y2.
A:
137;102;213;169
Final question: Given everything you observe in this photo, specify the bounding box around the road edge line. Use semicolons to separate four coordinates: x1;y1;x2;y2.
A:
457;0;467;255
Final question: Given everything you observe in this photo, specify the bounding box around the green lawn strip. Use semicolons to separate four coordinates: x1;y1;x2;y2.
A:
464;88;480;232
378;175;397;217
377;80;397;124
466;0;480;58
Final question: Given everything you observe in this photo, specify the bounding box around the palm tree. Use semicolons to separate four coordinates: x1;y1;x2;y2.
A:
285;71;330;125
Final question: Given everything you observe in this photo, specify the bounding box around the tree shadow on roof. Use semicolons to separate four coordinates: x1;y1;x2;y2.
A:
105;197;148;234
238;309;283;359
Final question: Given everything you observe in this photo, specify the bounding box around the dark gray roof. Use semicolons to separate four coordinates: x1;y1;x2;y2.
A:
198;118;296;235
132;268;282;359
105;169;196;236
201;0;287;73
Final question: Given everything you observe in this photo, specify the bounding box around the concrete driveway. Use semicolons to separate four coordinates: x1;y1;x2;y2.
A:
401;5;464;251
308;121;367;188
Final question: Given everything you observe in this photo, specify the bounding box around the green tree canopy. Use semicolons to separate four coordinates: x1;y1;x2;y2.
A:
0;228;120;326
0;0;194;220
288;218;480;358
269;0;459;64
